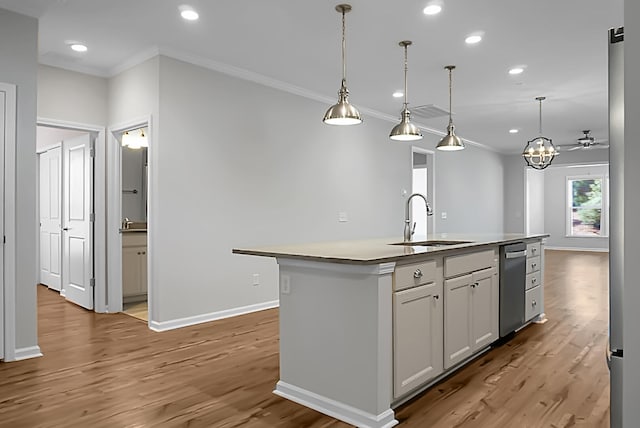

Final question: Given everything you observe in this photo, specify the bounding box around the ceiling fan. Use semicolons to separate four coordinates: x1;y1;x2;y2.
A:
555;130;609;151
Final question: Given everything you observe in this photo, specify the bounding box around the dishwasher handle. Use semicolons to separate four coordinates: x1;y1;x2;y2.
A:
505;250;527;259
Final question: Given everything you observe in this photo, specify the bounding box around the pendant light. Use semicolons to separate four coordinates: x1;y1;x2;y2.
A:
389;41;422;141
323;4;362;125
522;96;557;169
436;65;465;151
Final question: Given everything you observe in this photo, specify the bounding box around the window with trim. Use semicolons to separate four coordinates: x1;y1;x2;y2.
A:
566;175;608;237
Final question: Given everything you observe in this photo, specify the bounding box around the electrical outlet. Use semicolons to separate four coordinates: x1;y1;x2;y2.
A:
252;273;260;286
441;212;447;220
281;275;291;295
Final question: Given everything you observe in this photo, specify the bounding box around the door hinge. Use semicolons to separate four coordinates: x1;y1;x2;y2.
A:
89;139;96;158
90;278;95;288
90;212;95;222
3;236;5;244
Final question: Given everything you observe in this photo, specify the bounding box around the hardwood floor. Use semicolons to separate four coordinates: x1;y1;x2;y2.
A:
123;300;149;322
0;250;609;427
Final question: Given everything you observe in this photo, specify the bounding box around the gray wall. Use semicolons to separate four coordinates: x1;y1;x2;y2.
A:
108;57;159;126
38;64;108;126
503;154;526;233
152;55;506;323
0;9;38;351
543;164;609;250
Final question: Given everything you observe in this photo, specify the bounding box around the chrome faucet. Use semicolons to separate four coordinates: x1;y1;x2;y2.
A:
404;193;434;242
122;217;133;230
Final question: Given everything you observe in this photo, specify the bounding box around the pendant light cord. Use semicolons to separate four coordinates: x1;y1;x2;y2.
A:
538;98;543;135
403;44;408;108
448;67;453;126
341;8;347;86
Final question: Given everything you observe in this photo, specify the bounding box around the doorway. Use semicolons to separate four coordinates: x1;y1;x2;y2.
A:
411;147;436;236
37;125;96;310
106;118;152;324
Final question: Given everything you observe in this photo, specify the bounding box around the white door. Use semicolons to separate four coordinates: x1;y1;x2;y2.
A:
39;147;62;291
62;134;94;310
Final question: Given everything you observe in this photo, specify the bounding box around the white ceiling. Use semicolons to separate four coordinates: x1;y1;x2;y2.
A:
0;0;624;153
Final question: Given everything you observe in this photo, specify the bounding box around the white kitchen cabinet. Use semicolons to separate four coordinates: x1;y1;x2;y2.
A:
444;249;499;370
525;285;542;321
524;240;543;321
444;274;473;369
470;267;499;351
393;281;443;398
393;258;443;399
122;233;147;302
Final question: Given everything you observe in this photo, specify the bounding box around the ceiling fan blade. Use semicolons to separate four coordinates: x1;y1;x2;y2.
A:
567;146;583;151
590;144;609;149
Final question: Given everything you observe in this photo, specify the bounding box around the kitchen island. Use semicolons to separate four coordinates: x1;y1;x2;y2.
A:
233;233;547;428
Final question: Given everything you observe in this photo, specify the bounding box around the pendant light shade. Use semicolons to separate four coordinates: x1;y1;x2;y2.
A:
522;97;557;170
323;4;362;125
436;65;465;151
390;41;422;141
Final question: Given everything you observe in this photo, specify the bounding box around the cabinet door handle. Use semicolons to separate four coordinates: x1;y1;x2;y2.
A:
532;300;537;307
532;277;537;283
413;269;423;279
531;263;537;269
433;294;439;300
471;282;478;288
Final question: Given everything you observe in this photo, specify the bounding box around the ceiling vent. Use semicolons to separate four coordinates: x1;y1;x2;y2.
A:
410;104;451;120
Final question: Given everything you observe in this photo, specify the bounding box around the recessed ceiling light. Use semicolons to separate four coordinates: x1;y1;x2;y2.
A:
508;67;525;75
465;34;482;44
179;5;199;21
70;43;87;52
423;5;442;15
509;128;519;134
393;91;404;98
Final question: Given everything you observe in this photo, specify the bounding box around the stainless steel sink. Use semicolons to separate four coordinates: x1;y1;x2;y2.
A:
389;240;473;247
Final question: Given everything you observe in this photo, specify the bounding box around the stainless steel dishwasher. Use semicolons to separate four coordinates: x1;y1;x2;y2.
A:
499;242;527;337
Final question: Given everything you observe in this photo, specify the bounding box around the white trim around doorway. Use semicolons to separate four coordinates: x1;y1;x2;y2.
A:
107;115;152;324
37;117;107;313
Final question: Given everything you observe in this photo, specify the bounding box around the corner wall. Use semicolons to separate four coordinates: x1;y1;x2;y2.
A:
0;8;38;355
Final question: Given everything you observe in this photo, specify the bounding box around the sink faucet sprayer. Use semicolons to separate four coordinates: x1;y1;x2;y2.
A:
404;193;433;242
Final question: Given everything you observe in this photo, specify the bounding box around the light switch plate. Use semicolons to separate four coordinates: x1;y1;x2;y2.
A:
281;275;291;294
338;212;348;222
441;212;447;219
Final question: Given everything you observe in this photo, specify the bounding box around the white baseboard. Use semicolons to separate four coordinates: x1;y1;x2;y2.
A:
274;381;398;428
149;300;279;332
545;246;609;252
13;346;43;361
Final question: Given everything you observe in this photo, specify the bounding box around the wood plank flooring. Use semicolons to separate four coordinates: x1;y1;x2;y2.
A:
0;250;609;427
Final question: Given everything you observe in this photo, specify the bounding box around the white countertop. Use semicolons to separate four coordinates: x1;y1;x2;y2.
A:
232;233;548;265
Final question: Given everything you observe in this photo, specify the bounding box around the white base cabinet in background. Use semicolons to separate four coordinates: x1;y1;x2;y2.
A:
122;233;147;303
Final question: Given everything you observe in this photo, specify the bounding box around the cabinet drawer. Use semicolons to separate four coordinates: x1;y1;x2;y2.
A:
526;256;541;274
526;271;541;291
526;241;541;258
394;259;437;291
525;286;542;321
444;249;495;278
122;232;147;247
